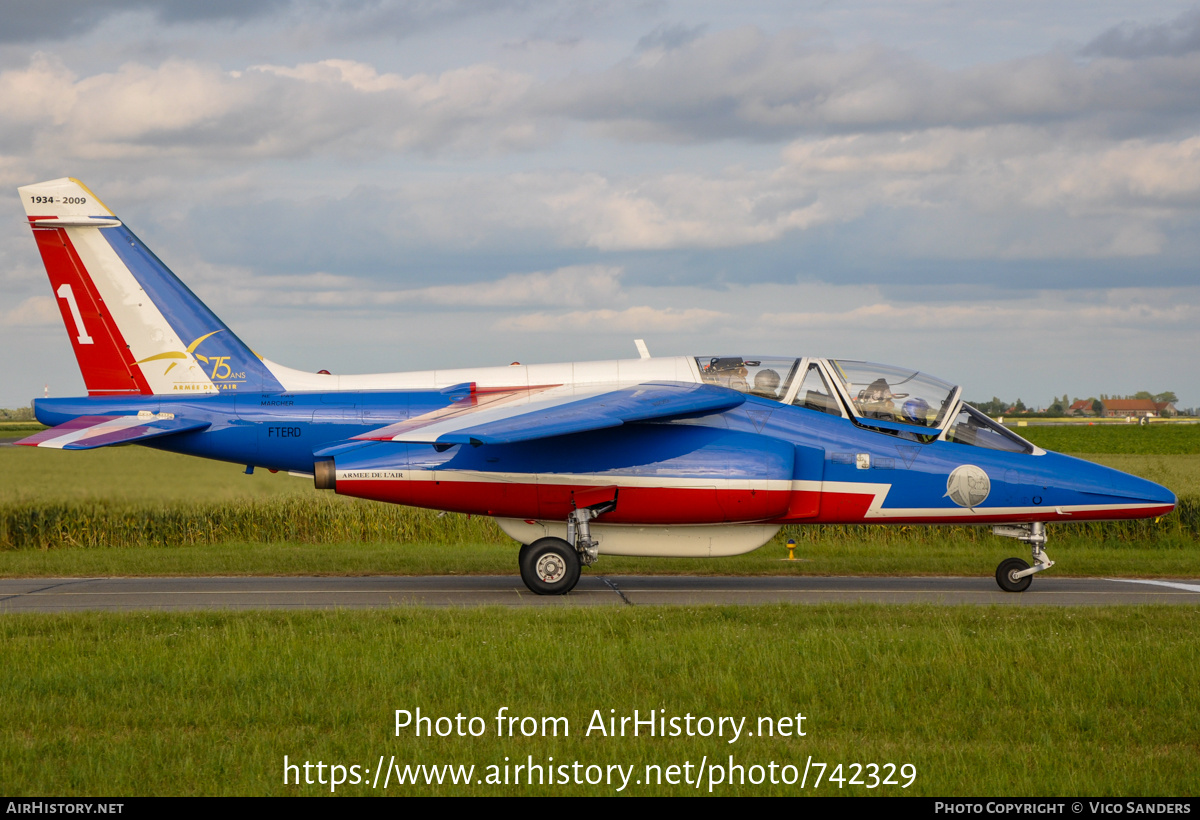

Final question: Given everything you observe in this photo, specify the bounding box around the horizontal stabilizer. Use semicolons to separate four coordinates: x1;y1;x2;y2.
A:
354;381;746;446
16;414;210;450
29;217;122;228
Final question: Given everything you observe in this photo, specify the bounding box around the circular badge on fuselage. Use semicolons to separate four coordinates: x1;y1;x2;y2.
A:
946;465;990;508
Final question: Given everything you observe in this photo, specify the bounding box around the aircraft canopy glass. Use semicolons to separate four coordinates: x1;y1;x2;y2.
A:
946;404;1035;454
696;356;800;402
829;360;958;428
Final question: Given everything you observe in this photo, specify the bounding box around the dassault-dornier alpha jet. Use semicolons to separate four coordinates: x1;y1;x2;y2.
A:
16;178;1177;594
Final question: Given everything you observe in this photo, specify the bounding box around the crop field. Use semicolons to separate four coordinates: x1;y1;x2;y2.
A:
1016;421;1200;455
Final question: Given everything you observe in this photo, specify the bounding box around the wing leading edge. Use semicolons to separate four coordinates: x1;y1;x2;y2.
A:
354;381;747;446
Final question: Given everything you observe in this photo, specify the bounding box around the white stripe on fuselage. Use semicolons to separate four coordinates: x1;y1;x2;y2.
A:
335;469;794;491
814;480;1164;519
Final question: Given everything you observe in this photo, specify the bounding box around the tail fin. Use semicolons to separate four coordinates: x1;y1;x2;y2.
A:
20;178;282;396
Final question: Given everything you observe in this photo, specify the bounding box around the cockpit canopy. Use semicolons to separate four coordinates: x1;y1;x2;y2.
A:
695;355;1035;454
696;356;801;401
827;359;956;428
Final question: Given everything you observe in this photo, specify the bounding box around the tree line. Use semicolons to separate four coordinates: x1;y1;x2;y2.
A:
968;391;1183;417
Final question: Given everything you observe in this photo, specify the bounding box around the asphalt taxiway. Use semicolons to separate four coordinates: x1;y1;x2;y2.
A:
2;575;1199;612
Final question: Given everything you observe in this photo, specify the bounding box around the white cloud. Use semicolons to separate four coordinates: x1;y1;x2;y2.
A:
544;24;1200;141
474;129;1200;255
539;171;831;250
8;19;1200;167
0;54;541;160
0;53;77;125
497;305;727;333
762;299;1200;332
309;127;1200;257
209;265;625;310
251;59;410;93
1;296;58;327
400;264;623;308
3;30;1200;262
772;128;1200;258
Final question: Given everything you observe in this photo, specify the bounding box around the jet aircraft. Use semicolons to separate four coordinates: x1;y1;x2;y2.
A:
16;178;1177;594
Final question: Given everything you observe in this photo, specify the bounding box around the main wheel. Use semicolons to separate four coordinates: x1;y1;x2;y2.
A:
996;557;1033;592
519;537;581;595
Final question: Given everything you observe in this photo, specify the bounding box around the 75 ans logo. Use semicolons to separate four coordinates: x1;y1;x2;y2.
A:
132;329;246;389
196;354;244;382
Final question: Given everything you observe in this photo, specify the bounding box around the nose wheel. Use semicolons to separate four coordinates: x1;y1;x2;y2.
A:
992;522;1055;593
996;557;1033;592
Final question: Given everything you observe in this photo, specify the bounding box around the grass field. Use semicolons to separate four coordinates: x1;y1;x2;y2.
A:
0;425;43;436
2;605;1197;796
1017;422;1200;455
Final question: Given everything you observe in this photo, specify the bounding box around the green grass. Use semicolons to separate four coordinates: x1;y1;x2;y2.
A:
1;516;1198;579
0;444;313;503
1;606;1196;796
0;423;44;435
1016;422;1200;455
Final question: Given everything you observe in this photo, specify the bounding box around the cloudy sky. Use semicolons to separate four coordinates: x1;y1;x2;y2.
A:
2;0;1199;409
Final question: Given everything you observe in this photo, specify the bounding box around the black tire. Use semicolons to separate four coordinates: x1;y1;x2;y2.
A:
996;557;1033;592
519;537;581;595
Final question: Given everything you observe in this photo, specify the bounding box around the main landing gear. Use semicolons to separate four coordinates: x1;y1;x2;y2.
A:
992;522;1055;592
518;500;616;595
519;538;581;595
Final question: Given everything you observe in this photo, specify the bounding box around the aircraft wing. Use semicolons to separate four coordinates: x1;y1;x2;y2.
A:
16;415;211;450
353;381;746;446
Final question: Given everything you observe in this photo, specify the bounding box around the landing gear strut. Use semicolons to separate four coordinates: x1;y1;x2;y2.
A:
517;497;617;595
992;522;1055;592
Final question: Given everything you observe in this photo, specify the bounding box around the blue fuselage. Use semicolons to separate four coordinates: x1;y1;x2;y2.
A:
33;391;1176;527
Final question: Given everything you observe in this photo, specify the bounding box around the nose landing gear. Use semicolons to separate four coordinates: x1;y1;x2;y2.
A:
993;522;1055;592
517;495;618;595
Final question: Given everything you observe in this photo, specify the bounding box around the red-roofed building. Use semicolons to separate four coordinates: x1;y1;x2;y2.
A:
1103;399;1158;418
1068;399;1094;416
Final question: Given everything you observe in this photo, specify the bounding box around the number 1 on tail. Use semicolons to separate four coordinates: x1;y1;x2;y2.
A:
56;283;94;345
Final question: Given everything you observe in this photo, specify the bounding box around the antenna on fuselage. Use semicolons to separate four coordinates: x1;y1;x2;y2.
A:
634;339;651;359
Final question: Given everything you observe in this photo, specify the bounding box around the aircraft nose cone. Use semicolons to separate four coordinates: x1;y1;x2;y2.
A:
1128;474;1176;508
1040;453;1175;513
1104;463;1176;508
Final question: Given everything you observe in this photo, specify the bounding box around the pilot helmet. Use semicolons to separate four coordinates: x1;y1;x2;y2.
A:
754;369;780;392
863;378;892;401
902;397;932;424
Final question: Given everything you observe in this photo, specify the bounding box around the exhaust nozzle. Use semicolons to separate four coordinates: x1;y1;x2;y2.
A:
314;460;336;491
